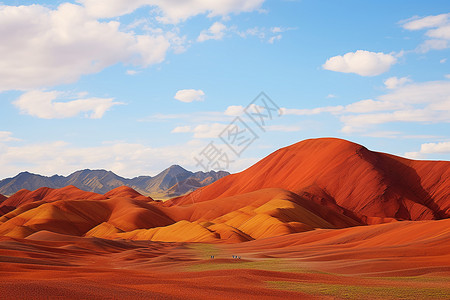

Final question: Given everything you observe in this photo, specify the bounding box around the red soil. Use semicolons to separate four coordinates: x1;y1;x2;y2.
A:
0;219;448;299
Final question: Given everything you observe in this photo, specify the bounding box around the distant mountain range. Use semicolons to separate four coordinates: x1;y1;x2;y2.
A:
0;165;229;199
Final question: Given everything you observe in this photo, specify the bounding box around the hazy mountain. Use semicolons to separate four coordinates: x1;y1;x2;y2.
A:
0;165;229;199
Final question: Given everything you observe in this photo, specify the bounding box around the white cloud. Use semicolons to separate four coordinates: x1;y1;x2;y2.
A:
192;123;228;138
14;90;122;119
362;131;402;138
340;108;449;134
171;126;192;133
405;141;450;159
0;3;170;91
379;80;450;104
401;13;450;53
345;99;405;113
126;70;140;75
0;132;20;142
384;76;412;89
416;39;449;53
197;22;227;42
277;80;450;135
427;25;450;40
340;81;450;133
140;111;232;122
79;0;265;24
268;34;282;44
174;89;205;103
0;138;261;178
171;123;228;138
280;106;344;115
0;141;194;178
233;26;293;43
441;58;447;63
401;14;450;30
224;105;245;116
326;94;336;98
323;50;397;76
265;125;301;132
446;74;450;79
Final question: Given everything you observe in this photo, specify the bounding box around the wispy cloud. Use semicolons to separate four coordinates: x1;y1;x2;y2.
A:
401;13;450;53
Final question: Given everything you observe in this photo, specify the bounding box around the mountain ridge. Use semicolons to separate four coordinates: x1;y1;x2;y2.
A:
0;138;448;243
0;165;229;199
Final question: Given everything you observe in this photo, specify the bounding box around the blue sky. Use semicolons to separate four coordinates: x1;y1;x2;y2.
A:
0;0;449;178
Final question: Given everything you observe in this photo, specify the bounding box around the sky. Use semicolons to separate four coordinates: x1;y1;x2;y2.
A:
0;0;449;179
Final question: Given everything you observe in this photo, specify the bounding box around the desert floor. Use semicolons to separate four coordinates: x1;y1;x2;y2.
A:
1;222;449;300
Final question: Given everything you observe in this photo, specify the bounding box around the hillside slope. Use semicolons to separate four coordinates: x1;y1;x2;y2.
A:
167;138;450;224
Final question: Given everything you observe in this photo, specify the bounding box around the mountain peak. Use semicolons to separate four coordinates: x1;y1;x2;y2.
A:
0;165;228;199
169;137;449;223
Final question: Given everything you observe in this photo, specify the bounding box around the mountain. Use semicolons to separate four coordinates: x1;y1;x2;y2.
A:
0;165;229;199
167;138;450;224
0;138;448;243
0;138;449;299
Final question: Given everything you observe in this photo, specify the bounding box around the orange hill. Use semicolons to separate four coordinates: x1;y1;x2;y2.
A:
167;138;450;224
0;185;107;216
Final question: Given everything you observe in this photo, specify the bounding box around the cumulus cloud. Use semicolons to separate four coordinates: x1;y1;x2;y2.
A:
401;13;450;53
14;90;122;119
323;50;397;76
0;3;170;91
405;141;450;159
174;89;205;103
197;22;227;42
79;0;265;23
224;105;245;116
384;76;412;89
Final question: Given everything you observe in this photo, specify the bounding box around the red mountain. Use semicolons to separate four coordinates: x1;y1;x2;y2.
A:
167;138;450;224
